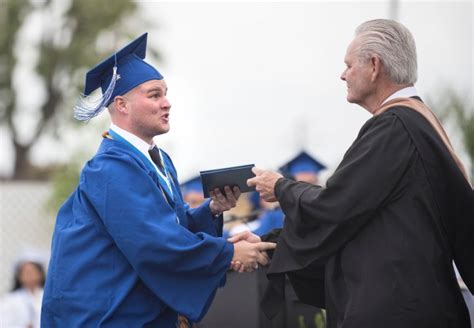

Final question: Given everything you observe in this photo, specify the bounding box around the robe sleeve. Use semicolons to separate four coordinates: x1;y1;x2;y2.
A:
185;200;224;237
273;112;417;269
81;149;233;322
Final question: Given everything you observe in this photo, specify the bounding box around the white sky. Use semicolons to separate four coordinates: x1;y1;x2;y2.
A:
143;1;473;181
1;0;473;181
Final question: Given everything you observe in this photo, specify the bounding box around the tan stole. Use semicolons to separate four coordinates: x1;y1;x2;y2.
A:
374;97;471;186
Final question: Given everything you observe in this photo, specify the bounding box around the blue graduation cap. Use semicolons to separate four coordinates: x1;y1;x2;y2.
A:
74;33;163;121
279;151;326;178
180;176;203;195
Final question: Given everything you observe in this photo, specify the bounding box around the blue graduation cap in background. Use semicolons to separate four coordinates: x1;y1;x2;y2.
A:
180;176;204;195
74;33;163;121
279;151;326;177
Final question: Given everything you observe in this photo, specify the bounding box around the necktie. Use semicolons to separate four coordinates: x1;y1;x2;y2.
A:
148;146;176;210
148;146;165;175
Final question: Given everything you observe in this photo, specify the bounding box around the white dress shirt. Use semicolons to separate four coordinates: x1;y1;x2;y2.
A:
381;86;419;105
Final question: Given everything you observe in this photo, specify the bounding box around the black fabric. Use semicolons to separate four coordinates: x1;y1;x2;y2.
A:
148;146;165;174
262;106;474;328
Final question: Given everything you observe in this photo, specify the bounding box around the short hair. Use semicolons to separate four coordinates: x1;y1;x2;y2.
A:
355;19;417;84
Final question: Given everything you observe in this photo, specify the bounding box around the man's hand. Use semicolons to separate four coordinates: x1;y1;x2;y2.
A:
209;186;241;215
228;230;261;244
228;231;263;272
231;240;276;273
247;167;283;202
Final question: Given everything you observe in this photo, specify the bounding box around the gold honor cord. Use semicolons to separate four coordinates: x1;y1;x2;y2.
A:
102;131;113;140
177;315;194;328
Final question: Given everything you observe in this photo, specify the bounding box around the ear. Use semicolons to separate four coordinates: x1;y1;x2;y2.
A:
370;55;381;82
113;96;129;115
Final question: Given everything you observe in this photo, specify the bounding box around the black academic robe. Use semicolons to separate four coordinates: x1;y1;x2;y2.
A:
262;105;474;328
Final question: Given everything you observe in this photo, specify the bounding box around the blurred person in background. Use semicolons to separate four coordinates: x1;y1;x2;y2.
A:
41;33;275;327
180;175;206;209
241;19;473;328
278;151;326;186
0;260;45;328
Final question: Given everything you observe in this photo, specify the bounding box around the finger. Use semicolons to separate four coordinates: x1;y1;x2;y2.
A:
232;261;243;272
261;251;270;262
247;176;258;187
227;231;250;243
224;186;237;205
261;193;277;203
233;186;241;199
256;242;277;251
257;252;269;266
243;262;257;272
214;188;227;203
210;191;217;201
213;188;222;198
251;167;264;176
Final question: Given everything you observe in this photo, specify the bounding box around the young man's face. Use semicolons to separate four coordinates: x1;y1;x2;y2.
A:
128;79;171;139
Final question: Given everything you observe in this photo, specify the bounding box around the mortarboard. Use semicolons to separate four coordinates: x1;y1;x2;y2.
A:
74;33;163;121
279;150;326;177
181;176;204;195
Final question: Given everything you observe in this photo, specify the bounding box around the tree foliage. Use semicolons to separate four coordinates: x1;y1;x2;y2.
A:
431;89;474;183
0;0;154;179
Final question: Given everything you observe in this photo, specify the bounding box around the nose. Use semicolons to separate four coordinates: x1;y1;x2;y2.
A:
340;69;347;81
162;96;171;110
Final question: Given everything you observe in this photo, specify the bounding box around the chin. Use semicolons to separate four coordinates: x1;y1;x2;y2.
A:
159;125;171;134
346;94;359;104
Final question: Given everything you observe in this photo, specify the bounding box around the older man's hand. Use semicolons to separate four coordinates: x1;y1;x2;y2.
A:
247;167;283;202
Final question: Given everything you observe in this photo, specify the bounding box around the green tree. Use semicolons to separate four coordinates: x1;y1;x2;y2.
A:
431;89;474;183
0;0;157;179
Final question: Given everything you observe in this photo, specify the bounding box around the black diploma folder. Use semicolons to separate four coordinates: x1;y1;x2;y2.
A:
200;164;256;198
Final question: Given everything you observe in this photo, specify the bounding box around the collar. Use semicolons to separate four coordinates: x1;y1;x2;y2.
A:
109;124;173;194
110;123;156;167
382;86;419;105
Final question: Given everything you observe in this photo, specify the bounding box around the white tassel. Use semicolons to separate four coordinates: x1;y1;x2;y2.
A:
73;66;119;121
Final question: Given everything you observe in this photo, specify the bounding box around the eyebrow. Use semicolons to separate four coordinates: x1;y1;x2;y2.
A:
144;86;168;94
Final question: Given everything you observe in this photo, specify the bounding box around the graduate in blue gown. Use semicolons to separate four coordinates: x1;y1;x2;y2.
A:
41;33;275;328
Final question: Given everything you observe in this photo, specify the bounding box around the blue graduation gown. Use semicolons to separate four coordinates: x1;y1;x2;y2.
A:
252;208;285;237
41;136;234;327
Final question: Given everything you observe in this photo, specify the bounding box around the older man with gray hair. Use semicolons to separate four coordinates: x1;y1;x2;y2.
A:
234;19;474;327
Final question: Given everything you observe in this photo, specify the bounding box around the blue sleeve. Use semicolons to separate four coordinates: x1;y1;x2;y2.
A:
83;150;233;321
185;200;224;237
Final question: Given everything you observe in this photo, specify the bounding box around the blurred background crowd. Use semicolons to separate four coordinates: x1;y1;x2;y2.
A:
0;0;472;327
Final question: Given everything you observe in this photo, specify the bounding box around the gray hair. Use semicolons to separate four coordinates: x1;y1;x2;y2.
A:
355;19;417;84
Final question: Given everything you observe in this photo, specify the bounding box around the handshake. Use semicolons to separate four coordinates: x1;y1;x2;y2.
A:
227;231;277;273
